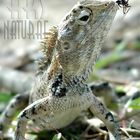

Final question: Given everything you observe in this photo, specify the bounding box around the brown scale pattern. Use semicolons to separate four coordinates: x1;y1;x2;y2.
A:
38;26;58;75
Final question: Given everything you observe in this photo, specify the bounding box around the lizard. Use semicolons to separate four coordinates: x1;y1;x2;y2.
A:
0;0;120;140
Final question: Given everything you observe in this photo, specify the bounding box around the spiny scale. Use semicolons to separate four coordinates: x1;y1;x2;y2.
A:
37;26;58;75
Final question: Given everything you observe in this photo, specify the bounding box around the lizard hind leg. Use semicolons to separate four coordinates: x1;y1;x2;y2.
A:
89;95;120;140
0;93;29;138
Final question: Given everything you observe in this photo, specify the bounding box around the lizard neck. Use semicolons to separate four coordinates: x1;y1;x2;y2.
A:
46;57;90;97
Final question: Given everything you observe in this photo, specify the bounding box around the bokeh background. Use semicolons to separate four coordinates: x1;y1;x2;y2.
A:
0;0;140;139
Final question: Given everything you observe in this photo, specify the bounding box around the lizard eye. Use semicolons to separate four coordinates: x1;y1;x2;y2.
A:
77;10;90;25
79;15;89;21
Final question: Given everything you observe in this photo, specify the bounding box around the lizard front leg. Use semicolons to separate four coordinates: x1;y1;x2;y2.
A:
14;97;53;140
89;94;120;140
0;93;29;138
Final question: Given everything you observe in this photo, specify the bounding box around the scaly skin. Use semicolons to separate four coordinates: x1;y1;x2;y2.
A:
0;1;120;140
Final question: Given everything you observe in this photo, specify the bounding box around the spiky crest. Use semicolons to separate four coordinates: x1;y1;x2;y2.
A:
37;26;58;75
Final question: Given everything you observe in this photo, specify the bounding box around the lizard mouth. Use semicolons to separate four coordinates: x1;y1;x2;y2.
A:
94;1;118;31
81;2;118;45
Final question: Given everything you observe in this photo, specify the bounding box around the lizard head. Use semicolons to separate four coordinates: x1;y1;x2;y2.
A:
57;0;118;80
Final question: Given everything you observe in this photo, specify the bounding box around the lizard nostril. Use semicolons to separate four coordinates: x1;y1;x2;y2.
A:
79;6;83;9
105;3;108;7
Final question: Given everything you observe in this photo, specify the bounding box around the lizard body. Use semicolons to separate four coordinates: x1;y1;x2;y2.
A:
0;1;120;140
